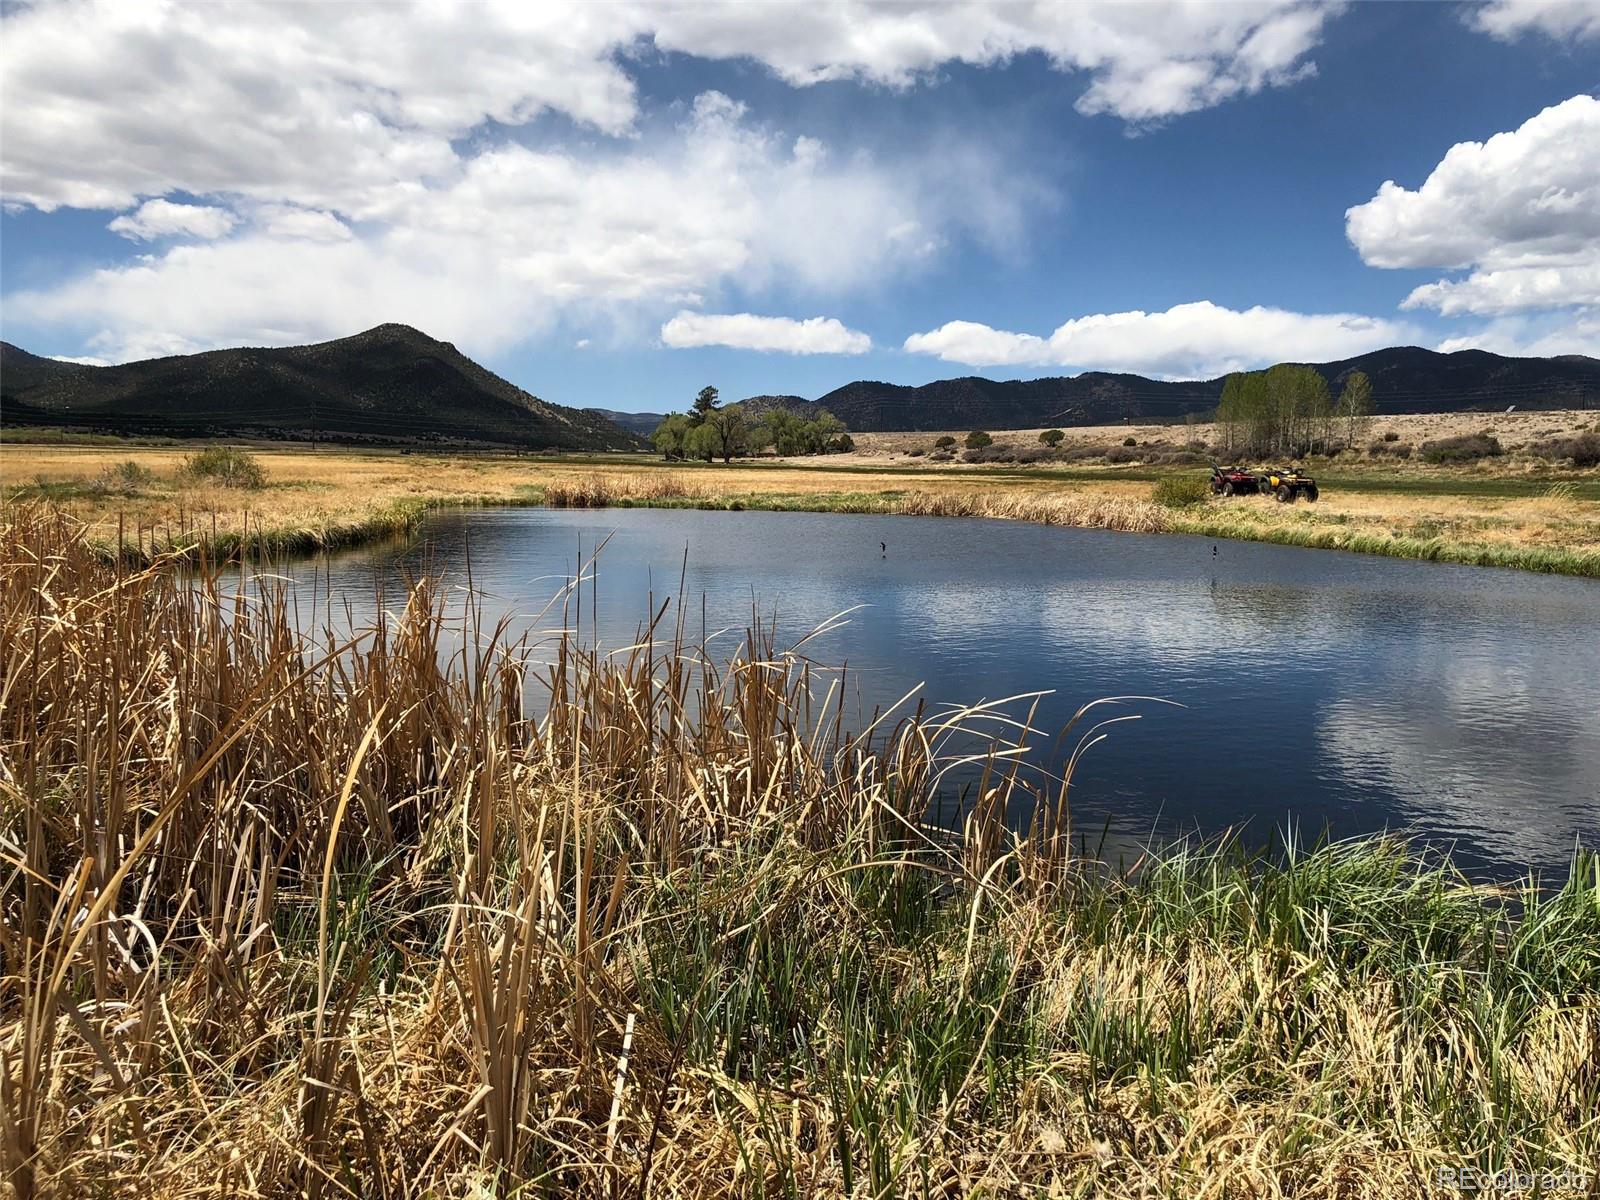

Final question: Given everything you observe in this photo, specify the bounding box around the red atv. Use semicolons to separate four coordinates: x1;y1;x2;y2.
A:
1209;465;1262;497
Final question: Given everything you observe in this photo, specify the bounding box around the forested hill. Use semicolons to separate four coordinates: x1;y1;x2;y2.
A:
801;347;1600;432
1;326;644;450
582;408;663;437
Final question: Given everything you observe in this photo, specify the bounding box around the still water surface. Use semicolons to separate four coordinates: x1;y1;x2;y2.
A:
273;507;1600;879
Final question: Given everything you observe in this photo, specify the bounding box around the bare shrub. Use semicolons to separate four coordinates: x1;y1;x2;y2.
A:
1528;432;1600;468
1419;433;1502;464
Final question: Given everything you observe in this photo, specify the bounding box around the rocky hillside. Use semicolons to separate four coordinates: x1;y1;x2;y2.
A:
2;325;643;450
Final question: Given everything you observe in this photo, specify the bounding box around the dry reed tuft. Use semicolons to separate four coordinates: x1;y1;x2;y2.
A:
542;472;697;508
2;503;1597;1197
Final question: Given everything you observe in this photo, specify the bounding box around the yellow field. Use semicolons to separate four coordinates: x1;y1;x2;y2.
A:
2;439;1599;575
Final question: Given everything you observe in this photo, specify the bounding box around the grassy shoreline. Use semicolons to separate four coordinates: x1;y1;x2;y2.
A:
3;507;1597;1196
54;483;1600;578
4;442;1598;577
542;480;1600;577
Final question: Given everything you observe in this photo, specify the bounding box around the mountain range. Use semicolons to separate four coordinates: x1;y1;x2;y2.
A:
1;325;643;451
601;347;1600;436
4;330;1597;445
777;347;1600;432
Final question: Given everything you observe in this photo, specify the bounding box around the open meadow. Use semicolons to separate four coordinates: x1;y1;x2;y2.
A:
3;430;1599;575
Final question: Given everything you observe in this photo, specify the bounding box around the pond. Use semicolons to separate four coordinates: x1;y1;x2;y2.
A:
270;506;1600;880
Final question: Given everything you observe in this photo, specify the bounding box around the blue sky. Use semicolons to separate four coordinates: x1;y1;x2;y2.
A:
2;1;1597;414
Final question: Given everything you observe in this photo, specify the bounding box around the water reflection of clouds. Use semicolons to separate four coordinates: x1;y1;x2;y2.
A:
907;583;1033;648
1318;636;1600;872
1035;580;1358;669
273;507;1600;877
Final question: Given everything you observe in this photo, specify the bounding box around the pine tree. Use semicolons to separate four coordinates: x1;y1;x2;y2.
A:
690;386;720;424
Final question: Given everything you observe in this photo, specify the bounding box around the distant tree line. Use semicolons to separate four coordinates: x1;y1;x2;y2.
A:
651;386;853;462
1216;366;1373;458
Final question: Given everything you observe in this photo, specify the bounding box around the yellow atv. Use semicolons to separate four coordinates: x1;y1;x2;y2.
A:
1258;467;1319;503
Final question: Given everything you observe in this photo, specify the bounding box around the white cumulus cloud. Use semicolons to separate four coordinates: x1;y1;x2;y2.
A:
0;1;639;212
661;311;871;355
1345;95;1600;319
647;1;1338;122
1404;263;1600;319
0;1;1345;362
903;301;1410;379
1467;0;1600;42
0;0;1340;214
106;199;237;241
1436;311;1600;358
13;95;1001;362
258;208;353;242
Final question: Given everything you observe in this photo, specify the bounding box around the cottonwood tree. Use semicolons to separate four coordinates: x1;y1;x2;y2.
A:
651;413;693;460
1338;371;1374;448
757;408;852;455
1216;365;1332;458
697;407;748;462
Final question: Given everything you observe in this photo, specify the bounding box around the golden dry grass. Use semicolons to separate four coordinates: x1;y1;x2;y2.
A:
2;506;1597;1197
3;441;1599;574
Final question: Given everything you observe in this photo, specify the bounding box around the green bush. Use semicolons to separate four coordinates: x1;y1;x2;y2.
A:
1382;430;1400;442
965;430;993;450
1419;433;1502;464
1039;428;1064;447
934;435;957;449
1152;474;1211;508
1123;435;1138;446
181;446;266;489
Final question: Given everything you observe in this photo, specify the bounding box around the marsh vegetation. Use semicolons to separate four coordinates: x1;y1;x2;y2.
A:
3;432;1599;577
2;506;1597;1197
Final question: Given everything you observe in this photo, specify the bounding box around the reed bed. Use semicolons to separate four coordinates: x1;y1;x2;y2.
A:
2;505;1598;1198
540;473;700;508
539;474;1172;533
